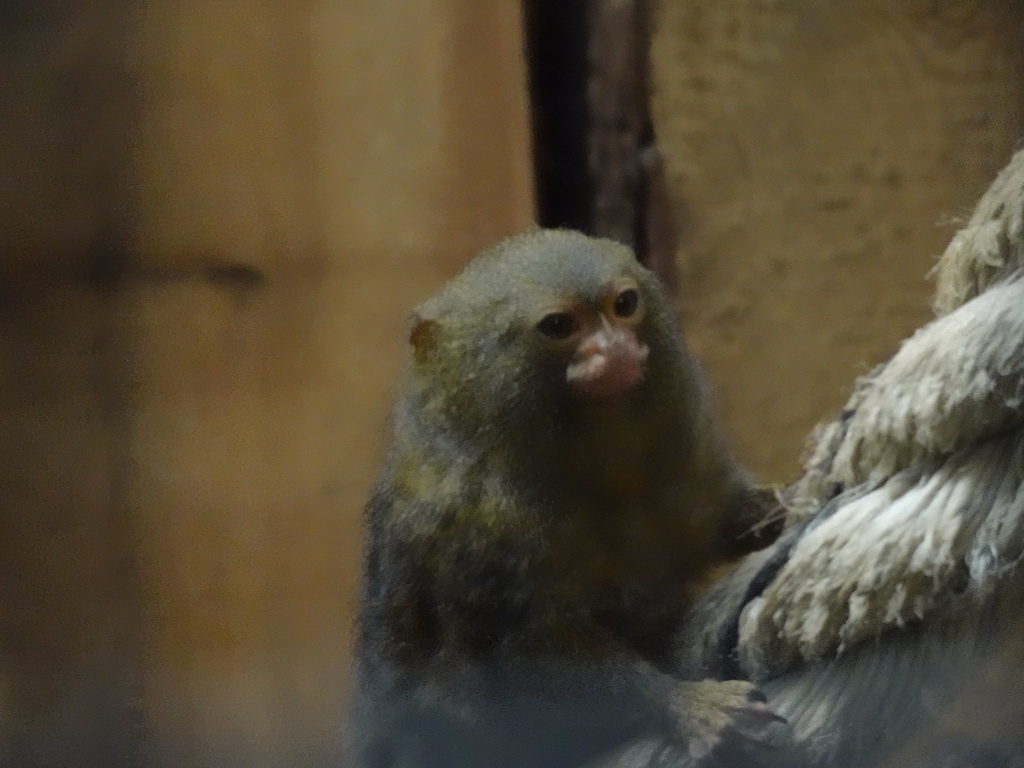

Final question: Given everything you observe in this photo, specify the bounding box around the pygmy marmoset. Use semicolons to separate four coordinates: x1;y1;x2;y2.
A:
351;229;784;768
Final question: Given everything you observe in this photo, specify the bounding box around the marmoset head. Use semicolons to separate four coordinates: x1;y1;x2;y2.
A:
402;229;688;438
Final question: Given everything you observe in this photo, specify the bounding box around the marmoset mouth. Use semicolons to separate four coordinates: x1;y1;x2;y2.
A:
566;339;649;398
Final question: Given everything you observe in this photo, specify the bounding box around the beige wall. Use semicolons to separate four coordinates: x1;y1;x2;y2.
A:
652;0;1024;480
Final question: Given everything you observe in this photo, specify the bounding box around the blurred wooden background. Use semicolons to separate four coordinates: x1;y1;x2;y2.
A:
0;2;532;766
0;1;1021;766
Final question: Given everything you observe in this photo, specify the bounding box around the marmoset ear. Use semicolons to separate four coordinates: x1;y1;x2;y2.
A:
408;312;439;364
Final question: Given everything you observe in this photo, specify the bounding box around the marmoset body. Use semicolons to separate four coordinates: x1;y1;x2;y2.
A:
351;230;781;768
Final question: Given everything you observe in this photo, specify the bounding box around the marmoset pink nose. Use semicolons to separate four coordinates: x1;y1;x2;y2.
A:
567;326;649;398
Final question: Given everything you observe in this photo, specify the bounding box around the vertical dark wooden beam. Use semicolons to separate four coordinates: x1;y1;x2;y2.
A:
524;0;676;288
523;0;593;233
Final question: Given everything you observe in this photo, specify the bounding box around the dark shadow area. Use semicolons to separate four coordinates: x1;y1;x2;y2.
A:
522;0;592;233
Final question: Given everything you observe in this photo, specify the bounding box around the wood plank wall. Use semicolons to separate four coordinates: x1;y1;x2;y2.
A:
0;3;533;766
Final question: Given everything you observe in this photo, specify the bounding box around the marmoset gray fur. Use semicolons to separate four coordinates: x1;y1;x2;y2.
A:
350;229;785;768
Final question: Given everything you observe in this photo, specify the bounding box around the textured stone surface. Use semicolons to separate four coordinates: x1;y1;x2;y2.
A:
651;0;1024;479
